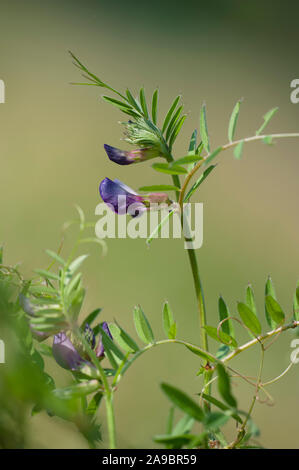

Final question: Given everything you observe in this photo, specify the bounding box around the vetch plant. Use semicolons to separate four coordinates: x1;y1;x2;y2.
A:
1;53;299;450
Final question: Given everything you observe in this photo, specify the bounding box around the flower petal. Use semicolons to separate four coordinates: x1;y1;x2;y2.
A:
52;332;84;370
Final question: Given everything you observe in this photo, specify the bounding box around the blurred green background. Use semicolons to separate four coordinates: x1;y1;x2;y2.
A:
1;0;299;448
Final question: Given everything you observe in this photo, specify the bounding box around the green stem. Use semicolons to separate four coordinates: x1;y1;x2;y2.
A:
105;393;117;449
165;148;210;406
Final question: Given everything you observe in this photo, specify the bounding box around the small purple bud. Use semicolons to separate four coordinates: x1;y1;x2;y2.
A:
96;322;113;359
104;144;159;165
84;323;96;349
52;332;84;370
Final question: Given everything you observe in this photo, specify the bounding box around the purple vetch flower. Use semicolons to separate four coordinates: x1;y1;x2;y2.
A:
104;144;160;165
52;332;85;370
96;322;113;359
99;178;170;217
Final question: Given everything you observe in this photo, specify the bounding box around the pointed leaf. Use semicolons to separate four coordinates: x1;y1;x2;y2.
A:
165;106;183;141
126;89;142;113
45;250;65;266
228;100;242;142
139;87;149;118
172;155;202;166
293;282;299;321
152;163;187;175
256;107;279;136
265;295;285;325
200;103;210;152
151;89;158;124
203;146;222;166
161;383;204;422
237;302;261;336
109;323;139;353
265;277;277;329
139;184;180;192
218;296;235;342
203;326;237;348
86;391;103;416
68;255;89;276
81;308;102;328
234;140;244;159
184;165;216;202
133;305;154;344
169;115;187;149
162;95;181;133
217;363;237;408
188;130;197;154
246;285;258;317
163;301;176;338
201;393;242;424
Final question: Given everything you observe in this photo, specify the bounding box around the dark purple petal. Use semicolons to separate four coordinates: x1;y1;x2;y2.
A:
99;178;145;215
96;322;113;359
104;144;159;166
104;144;134;165
52;332;84;370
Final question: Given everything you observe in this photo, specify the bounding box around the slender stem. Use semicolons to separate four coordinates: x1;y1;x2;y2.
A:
227;346;265;449
105;393;117;449
223;320;299;363
165;148;210;400
179;132;299;205
187;248;208;352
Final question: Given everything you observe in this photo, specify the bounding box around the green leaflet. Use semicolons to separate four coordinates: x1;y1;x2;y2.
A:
265;295;285;325
256;107;279;136
218;296;235;342
162;95;181;133
152;163;187;175
234;140;244;159
184;165;216;202
138;184;180;192
151;89;159;124
228;99;242;142
161;383;204;422
265;276;277;329
293;282;299;321
216;363;237;408
133;305;154;344
162;301;176;339
200;103;210;152
237;302;262;337
139;87;149;118
109;323;139;353
203;325;237;348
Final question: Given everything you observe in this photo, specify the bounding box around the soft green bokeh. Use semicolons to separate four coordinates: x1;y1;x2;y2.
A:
0;0;299;448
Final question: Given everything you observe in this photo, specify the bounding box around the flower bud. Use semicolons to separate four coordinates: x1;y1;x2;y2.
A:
52;332;84;370
104;144;159;166
95;322;113;359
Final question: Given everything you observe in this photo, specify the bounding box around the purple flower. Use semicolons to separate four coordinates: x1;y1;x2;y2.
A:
99;178;170;217
96;322;113;359
52;332;85;370
104;144;159;165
